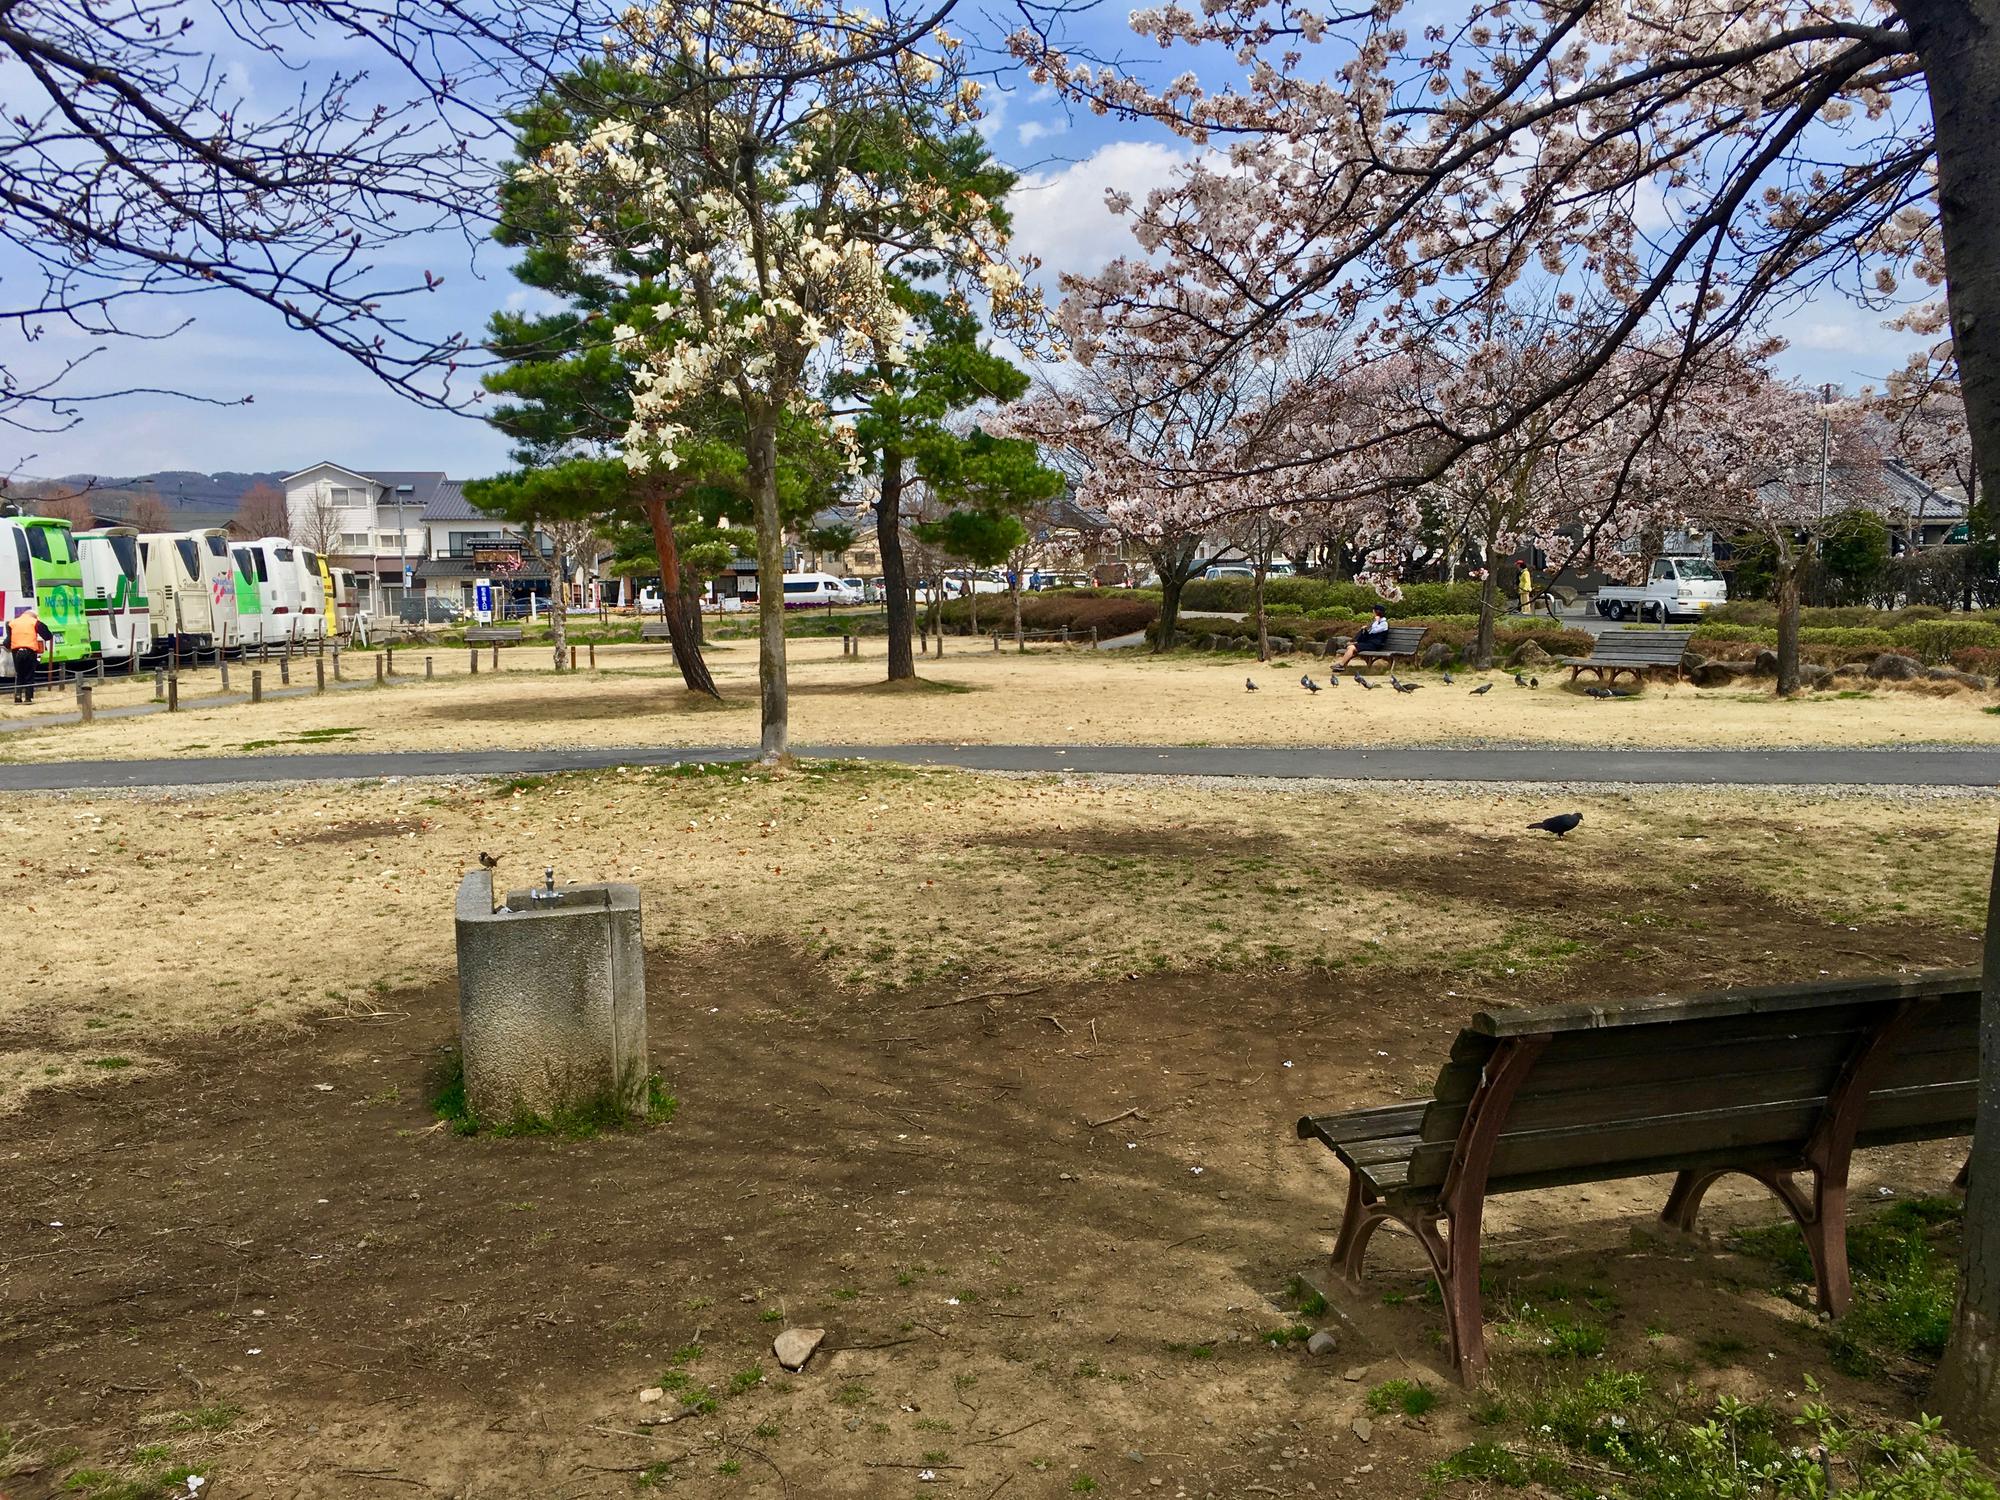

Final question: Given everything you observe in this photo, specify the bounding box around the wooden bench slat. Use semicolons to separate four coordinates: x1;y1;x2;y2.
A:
1297;1101;1428;1149
1472;970;1975;1037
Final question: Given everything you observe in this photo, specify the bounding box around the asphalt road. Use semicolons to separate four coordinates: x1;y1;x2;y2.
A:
0;743;1991;791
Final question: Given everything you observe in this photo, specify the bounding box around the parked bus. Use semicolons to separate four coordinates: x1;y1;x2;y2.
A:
228;543;267;648
242;537;305;648
75;527;154;666
293;545;329;643
138;531;219;655
329;566;358;634
187;529;246;651
5;517;91;669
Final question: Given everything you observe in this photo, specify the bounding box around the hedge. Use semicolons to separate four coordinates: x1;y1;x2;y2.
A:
1692;618;2000;663
1179;577;1486;617
1150;614;1593;663
934;588;1158;637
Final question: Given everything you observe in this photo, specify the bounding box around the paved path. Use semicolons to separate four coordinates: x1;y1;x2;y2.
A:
0;743;1991;791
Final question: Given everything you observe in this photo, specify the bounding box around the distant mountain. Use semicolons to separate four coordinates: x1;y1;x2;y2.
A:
50;470;287;508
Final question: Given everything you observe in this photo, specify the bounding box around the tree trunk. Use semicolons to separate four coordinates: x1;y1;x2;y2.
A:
968;579;979;636
878;446;915;680
548;535;568;673
1903;0;2000;1443
1011;576;1024;649
1474;511;1503;669
639;492;720;699
1253;558;1270;661
748;416;787;758
1774;552;1803;697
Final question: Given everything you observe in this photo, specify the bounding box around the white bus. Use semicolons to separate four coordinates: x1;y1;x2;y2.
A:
75;527;154;665
138;531;219;655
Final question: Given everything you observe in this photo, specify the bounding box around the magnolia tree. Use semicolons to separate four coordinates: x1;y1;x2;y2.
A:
524;0;1034;759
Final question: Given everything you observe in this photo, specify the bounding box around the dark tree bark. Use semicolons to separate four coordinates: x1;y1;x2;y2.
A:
748;416;787;758
1774;550;1803;697
639;491;720;699
1904;0;2000;1443
1150;535;1203;652
1253;558;1270;661
878;446;916;680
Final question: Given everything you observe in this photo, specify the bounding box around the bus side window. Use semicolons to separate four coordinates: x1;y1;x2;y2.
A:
11;528;28;579
26;526;51;563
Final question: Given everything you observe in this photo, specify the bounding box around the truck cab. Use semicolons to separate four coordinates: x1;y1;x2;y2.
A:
1593;556;1728;623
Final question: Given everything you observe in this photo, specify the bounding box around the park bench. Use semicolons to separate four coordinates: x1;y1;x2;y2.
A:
638;621;674;641
1333;623;1428;668
1559;628;1691;684
464;627;525;645
1296;968;1977;1382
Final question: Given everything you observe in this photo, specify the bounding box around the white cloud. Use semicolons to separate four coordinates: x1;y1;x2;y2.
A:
1017;118;1067;148
1009;140;1192;280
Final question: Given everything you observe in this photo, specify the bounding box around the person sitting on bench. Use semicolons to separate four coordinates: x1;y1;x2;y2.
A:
1332;605;1390;669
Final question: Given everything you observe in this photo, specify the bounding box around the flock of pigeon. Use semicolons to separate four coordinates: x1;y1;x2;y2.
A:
1253;667;1635;697
1243;668;1596;840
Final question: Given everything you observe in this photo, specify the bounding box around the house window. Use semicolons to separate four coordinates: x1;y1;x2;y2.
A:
339;532;369;550
852;550;877;566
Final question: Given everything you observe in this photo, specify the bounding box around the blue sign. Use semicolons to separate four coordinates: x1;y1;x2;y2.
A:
474;583;493;614
403;566;415;588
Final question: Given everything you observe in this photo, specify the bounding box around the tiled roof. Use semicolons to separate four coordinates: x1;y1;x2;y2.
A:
414;554;551;581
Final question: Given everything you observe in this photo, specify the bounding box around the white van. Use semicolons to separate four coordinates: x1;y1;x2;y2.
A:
780;572;864;608
75;528;154;664
243;537;305;648
138;531;218;654
291;546;327;642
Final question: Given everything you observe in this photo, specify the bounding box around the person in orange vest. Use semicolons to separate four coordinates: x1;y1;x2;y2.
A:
9;604;53;704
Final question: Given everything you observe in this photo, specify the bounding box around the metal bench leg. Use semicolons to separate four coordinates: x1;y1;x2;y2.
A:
1331;1169;1395;1282
1661;1165;1844;1313
1660;1168;1726;1231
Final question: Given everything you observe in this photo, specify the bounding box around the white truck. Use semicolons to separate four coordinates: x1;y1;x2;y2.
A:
1590;555;1728;623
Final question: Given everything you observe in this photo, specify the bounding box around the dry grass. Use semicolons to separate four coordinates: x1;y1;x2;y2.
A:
2;762;1990;1113
2;639;1998;761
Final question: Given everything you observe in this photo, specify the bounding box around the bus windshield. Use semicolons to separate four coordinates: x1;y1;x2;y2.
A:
175;539;200;577
25;526;51;563
205;534;230;558
107;534;140;579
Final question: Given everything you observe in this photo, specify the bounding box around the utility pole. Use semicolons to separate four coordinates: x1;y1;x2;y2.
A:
1818;382;1833;521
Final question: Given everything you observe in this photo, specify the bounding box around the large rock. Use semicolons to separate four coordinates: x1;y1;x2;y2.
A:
1268;636;1294;655
1511;640;1554;668
454;868;648;1125
1928;666;1989;691
773;1327;827;1372
1419;642;1454;668
1802;663;1835;690
1866;652;1924;681
1692;659;1752;687
1752;649;1779;677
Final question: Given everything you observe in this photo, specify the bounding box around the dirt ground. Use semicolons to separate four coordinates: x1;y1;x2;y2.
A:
0;768;1992;1497
3;638;1998;761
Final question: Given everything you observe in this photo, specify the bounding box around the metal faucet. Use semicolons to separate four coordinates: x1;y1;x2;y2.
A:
529;865;563;904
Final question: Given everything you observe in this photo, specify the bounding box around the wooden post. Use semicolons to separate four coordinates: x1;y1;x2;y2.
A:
260;642;269;664
219;660;230;691
992;632;1000;653
426;656;434;681
1061;625;1070;646
77;683;93;723
315;658;325;694
375;654;386;686
1091;627;1099;649
332;646;342;681
589;643;596;670
570;645;579;671
167;671;179;711
491;643;500;671
470;649;479;675
279;657;291;686
153;668;165;700
251;670;263;704
386;647;395;676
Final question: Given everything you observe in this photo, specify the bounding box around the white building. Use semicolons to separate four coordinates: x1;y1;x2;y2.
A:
281;463;445;614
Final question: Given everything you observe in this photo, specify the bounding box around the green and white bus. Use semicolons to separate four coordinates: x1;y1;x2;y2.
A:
1;516;91;670
75;526;153;666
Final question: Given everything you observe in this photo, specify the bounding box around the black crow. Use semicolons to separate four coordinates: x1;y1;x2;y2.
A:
1470;682;1493;695
1531;676;1540;688
1529;812;1584;838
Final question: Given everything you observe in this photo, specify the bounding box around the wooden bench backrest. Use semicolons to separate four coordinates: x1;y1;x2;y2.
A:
1573;630;1690;663
1403;971;1977;1193
466;627;524;641
1360;626;1427;654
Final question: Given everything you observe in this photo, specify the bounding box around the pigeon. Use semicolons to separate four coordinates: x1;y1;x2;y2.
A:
1442;670;1455;686
1586;686;1613;699
1354;674;1377;690
478;851;500;869
1531;676;1540;688
1470;682;1493;695
1391;677;1419;694
1528;811;1584;839
1514;672;1529;687
1301;674;1321;693
1246;677;1259;692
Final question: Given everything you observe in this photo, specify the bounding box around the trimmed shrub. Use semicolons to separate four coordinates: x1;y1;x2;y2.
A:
935;589;1157;637
1178;576;1483;618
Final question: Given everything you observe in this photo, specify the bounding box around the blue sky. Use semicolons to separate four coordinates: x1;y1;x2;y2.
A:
0;3;1928;484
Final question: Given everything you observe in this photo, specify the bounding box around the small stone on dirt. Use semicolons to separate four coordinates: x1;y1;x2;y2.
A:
638;1386;664;1404
774;1326;826;1371
1306;1330;1338;1357
1343;1366;1366;1382
1351;1417;1373;1443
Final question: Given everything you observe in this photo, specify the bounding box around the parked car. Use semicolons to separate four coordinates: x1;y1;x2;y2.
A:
1591;556;1728;622
1028;570;1094;590
941;570;1007;598
397;597;466;624
1202;563;1255;581
782;572;864;607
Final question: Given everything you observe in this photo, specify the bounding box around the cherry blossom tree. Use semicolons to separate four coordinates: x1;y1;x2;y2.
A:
525;0;1034;760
